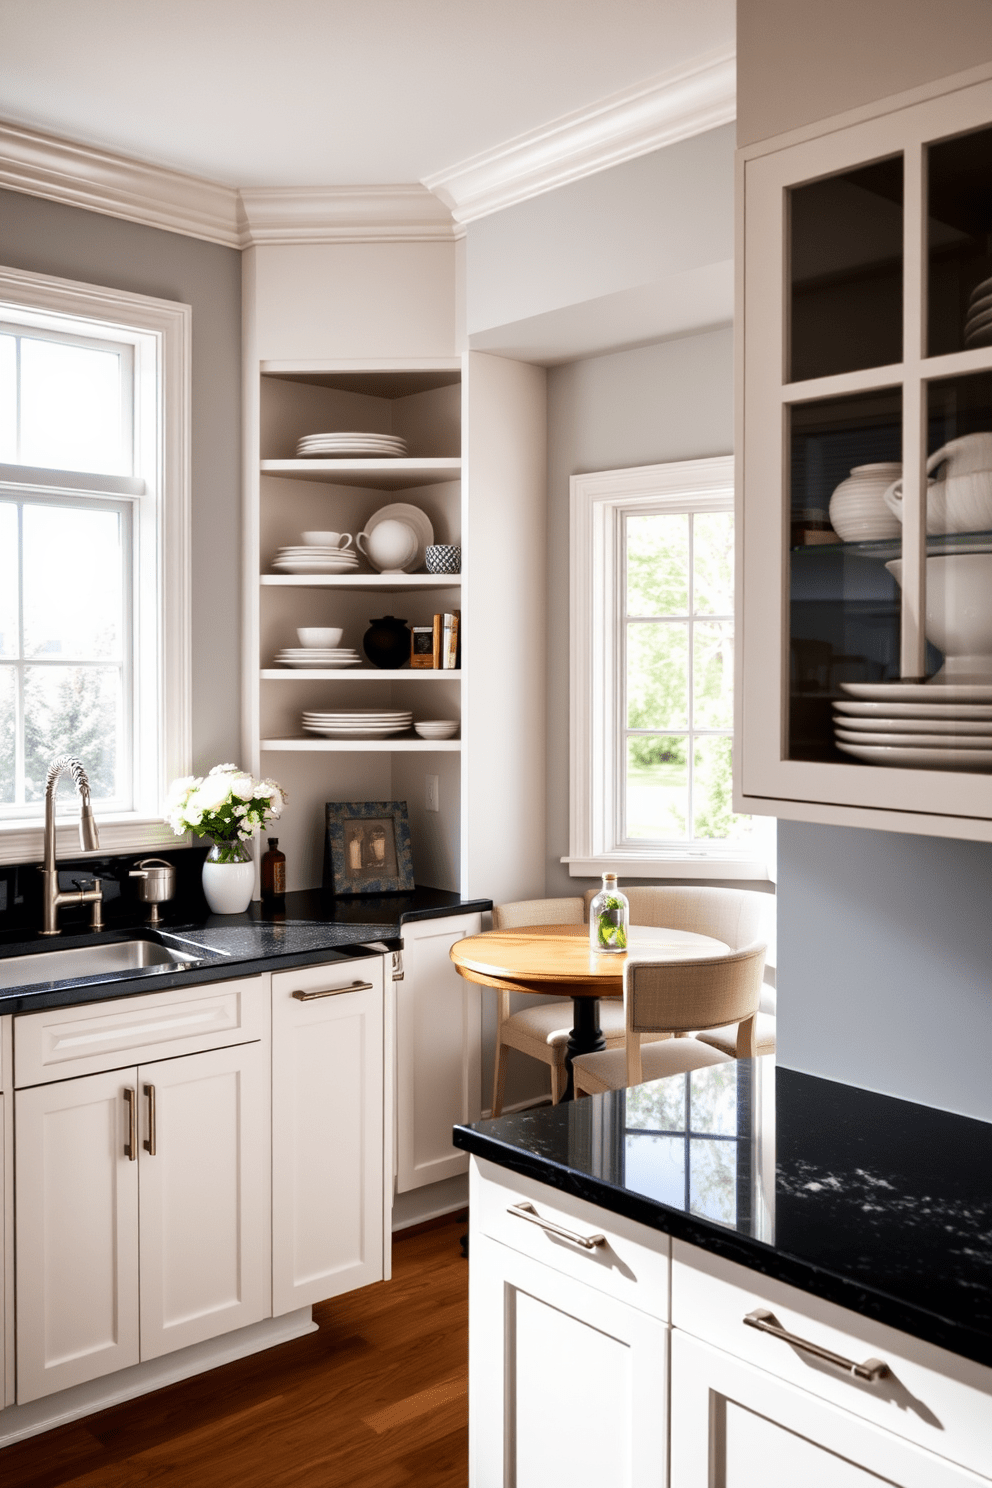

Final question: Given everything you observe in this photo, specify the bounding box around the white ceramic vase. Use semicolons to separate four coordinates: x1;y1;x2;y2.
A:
202;841;255;914
828;462;902;542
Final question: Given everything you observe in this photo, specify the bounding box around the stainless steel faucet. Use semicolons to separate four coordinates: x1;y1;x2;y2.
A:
40;754;104;937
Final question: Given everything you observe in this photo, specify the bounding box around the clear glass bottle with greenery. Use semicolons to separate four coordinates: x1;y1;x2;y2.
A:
589;872;629;953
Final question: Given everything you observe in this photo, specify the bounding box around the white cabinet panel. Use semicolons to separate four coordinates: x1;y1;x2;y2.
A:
16;1071;139;1402
469;1231;668;1488
670;1331;987;1488
396;913;481;1192
272;958;384;1313
138;1042;269;1360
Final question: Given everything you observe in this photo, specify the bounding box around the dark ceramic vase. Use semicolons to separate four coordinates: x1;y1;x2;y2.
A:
363;615;411;669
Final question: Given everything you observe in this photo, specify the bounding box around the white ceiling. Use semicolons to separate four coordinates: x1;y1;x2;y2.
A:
1;0;735;188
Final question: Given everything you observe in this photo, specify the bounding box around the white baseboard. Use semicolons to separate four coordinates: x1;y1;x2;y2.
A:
0;1308;315;1448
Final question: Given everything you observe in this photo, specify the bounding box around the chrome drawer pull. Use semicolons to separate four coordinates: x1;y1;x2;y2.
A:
507;1201;606;1250
292;980;374;1001
744;1309;889;1383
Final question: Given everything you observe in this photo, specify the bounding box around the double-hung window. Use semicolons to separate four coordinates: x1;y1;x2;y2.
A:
0;266;191;859
568;457;770;879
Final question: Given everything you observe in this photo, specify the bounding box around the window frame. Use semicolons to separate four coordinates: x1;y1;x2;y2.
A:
567;456;770;881
0;264;191;862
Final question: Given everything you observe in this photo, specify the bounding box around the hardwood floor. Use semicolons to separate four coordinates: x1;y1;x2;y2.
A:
2;1214;469;1488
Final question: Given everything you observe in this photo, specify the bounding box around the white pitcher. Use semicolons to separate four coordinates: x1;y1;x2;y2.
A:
883;432;992;534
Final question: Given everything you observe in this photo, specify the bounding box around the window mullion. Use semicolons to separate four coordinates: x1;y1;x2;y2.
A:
14;500;24;806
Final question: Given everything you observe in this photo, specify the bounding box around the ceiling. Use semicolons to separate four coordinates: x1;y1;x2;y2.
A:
1;0;735;188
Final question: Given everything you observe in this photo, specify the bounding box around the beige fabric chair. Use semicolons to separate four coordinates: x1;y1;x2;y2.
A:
490;896;633;1115
572;939;767;1096
582;885;777;1058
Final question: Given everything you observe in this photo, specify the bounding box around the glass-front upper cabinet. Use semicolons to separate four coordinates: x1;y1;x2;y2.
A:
739;74;992;837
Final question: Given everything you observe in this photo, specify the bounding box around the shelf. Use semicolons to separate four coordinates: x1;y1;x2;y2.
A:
260;458;461;489
260;669;461;680
260;573;461;589
792;530;992;560
260;737;461;752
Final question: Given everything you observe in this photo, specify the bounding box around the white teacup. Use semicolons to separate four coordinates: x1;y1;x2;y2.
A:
883;433;992;534
357;519;419;573
302;531;353;549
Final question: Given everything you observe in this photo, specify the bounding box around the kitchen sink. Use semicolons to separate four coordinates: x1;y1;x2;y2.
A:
0;937;201;990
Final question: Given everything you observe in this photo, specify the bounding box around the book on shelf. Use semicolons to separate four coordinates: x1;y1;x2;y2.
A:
442;610;460;670
410;626;434;668
432;613;444;669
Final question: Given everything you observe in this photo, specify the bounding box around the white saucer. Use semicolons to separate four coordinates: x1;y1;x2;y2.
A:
836;740;992;770
834;698;992;719
840;680;992;703
276;658;362;667
834;711;992;734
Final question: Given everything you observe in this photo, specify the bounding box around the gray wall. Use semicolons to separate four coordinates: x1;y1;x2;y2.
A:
544;327;736;899
778;822;992;1121
0;189;242;772
737;0;992;148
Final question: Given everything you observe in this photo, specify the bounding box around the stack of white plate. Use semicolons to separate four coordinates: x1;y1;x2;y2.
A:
272;546;359;574
414;720;459;739
275;648;362;668
964;278;992;349
296;432;408;459
302;709;413;738
834;681;992;770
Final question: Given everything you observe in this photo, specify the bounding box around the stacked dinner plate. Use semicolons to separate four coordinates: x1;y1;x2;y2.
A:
296;432;408;459
302;708;413;739
272;545;359;574
834;681;992;770
964;277;992;349
274;647;362;668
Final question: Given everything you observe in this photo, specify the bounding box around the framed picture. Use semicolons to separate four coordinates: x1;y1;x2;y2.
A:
324;800;415;896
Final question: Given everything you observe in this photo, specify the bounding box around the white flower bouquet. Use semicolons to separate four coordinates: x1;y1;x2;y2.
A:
166;764;287;863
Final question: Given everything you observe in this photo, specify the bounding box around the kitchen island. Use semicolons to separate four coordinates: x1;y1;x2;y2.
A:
454;1062;992;1486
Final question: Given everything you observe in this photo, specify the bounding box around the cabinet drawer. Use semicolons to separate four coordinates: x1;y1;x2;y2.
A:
271;956;384;1003
15;976;266;1087
672;1240;992;1479
472;1157;669;1322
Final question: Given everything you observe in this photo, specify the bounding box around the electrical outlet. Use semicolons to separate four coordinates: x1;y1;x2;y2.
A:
425;774;439;812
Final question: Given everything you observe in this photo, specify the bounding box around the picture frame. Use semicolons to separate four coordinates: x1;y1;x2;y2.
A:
323;800;415;896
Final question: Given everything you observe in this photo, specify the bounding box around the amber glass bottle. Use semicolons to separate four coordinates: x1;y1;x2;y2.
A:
261;837;286;901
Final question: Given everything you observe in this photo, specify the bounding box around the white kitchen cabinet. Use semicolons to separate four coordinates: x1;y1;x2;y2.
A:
470;1232;668;1488
271;956;385;1314
395;911;482;1192
737;70;992;839
15;1039;268;1402
669;1331;987;1487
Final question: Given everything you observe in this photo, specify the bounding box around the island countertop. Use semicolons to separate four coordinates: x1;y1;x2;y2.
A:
453;1062;992;1370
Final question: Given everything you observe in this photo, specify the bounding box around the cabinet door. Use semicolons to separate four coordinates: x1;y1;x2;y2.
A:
271;960;384;1314
470;1232;668;1488
138;1041;269;1360
16;1070;139;1401
396;913;482;1192
670;1331;984;1487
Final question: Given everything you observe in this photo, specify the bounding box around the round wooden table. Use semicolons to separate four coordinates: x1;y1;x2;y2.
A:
450;922;730;1101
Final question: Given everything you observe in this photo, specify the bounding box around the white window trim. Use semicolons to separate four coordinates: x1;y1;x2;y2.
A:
567;456;771;881
0;264;191;862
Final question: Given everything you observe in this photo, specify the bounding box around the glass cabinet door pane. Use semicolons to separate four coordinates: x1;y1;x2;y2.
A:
927;126;992;359
789;156;903;383
789;390;903;762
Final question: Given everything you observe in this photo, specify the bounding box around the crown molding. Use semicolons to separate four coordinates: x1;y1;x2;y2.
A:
0;120;243;247
238;184;455;244
423;48;736;224
0;121;457;247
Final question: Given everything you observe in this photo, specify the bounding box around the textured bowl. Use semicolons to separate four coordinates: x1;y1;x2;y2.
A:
828;462;902;542
425;544;461;575
297;627;343;648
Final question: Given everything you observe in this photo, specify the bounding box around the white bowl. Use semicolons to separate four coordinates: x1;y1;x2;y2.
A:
297;627;344;648
414;720;459;739
886;554;992;678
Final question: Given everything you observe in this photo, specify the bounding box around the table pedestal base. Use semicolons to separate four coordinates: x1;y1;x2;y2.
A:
563;996;606;1101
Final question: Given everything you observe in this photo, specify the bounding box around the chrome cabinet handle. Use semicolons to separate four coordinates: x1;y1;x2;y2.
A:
143;1083;157;1156
124;1087;137;1161
507;1201;606;1251
744;1309;889;1382
292;980;374;1001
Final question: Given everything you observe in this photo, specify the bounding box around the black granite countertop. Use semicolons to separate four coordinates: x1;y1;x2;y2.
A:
454;1063;992;1370
0;885;490;1014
